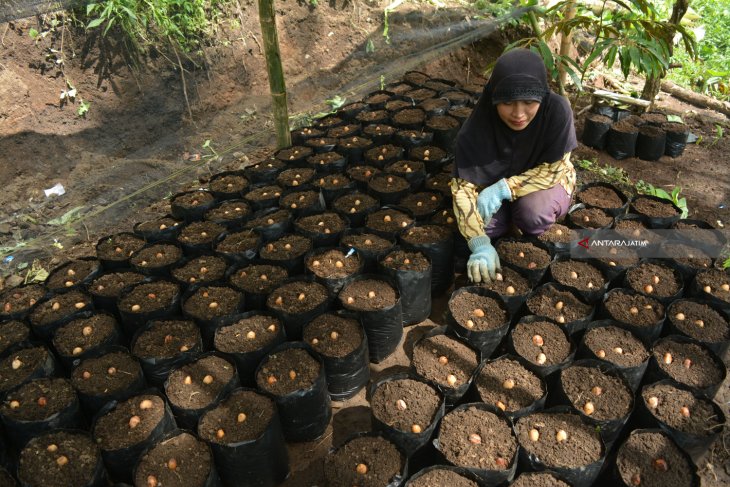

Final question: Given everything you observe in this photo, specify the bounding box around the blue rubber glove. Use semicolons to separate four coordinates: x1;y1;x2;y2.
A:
476;179;512;221
467;235;501;283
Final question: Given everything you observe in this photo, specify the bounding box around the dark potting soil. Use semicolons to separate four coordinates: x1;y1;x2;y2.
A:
480;267;532;297
632;196;680;218
497;241;551;270
475;357;545;412
333;192;379;217
228;264;288;294
306;150;343;167
71;350;142;396
586;113;613;125
324;436;404;487
612;119;639;133
626;262;681;298
178;221;226;246
512;320;571;367
569;207;614;229
424;80;454;92
419;97;450;113
29;290;92;326
511;472;571;487
205;200;252;223
341;233;393;253
96;233;146;262
171;255;228;286
339;279;397;311
166;355;235;410
132;320;200;359
93;394;166;451
426;115;459;130
266;281;329;314
369;174;410;194
171;190;215;211
449;290;508;331
596;247;640;268
277;168;316;188
582;326;649;367
118;281;180;315
135;216;182;235
0;320;30;356
381;249;430;272
443;90;471;106
366;209;414;234
641;112;668;125
209;172;249;194
551;260;606;291
616;431;695;487
303;313;362;358
347;165;381;185
306;248;361;279
386;100;414;112
652;339;723;389
604;290;664;326
424;173;453;196
215;230;259;254
0;377;76;421
642;382;722;436
0;283;45;317
576;186;624;209
215;314;281;353
661;242;712;269
400;224;451;246
275;146;313;162
245;159;286;178
244;209;291;231
614;218;648;231
515;412;603;468
438;406;517;470
669;301;729;343
412;334;478;390
260;235;312;262
0;468;13;487
256;348;320;396
448;106;474;120
674;221;726;248
182;285;243;321
198;389;275;444
408;468;478;487
386;160;426;179
640;125;664;137
134;431;212;487
244;185;283;204
371;378;441;433
404;88;437;101
403;71;429;84
295;212;347;236
363;123;397;139
17;431;101;487
399;192;443;217
0;347;51;393
526;287;592;323
53;313;117;358
313;174;352;192
89;271;146;299
46;259;99;290
281;190;322;212
409;145;447;163
337;136;373;153
392;108;426;126
365;92;392;105
365;144;402;164
561;365;633;420
537;223;576;244
130;243;183;271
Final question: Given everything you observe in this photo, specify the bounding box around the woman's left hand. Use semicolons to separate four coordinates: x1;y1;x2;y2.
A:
476;178;512;220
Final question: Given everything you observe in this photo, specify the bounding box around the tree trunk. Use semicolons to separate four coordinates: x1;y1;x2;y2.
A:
660;80;730;117
641;0;690;102
557;0;577;96
258;0;291;149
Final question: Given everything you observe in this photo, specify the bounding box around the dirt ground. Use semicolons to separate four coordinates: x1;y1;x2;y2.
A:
1;1;729;485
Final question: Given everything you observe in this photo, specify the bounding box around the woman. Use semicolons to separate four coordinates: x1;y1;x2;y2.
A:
451;48;577;284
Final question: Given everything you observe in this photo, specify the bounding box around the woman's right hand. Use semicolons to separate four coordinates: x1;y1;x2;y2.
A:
466;236;501;283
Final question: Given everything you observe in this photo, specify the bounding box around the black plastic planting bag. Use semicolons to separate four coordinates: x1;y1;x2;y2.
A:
213;311;287;388
130;320;204;388
0;345;58;400
636;125;667;161
164;353;240;431
53;311;125;372
606;125;638;160
213;230;261;267
170;190;217;222
369;373;446;456
582;114;612;149
378;247;432;326
446;287;511;359
326;431;408;487
93;390;177;483
599;288;665;344
433;402;518;485
405;464;485;487
525;282;596;335
117;279;182;337
340;228;396;273
508;316;577;379
200;388;289;487
246;207;293;243
664;122;689;157
339;274;403;363
665;298;730;357
304;246;364;296
399;224;454;296
256;342;332;442
266;276;333;341
304;311;370;401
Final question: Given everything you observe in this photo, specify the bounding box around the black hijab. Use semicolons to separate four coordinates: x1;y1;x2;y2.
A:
454;49;577;186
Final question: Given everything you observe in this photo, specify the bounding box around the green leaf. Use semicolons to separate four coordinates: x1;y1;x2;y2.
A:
653;188;671;200
536;41;554;76
47;206;85;226
666;115;683;123
28;28;39;39
86;17;105;29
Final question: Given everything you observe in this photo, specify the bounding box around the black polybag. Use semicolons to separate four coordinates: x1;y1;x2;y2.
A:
213;230;261;267
266;276;333;341
325;431;408;487
446;287;511;359
664;122;690;157
255;342;332;442
52;311;125;372
606;125;638;160
581;114;612;150
508;316;577;379
339;274;403;363
340;228;396;273
399;224;454;296
378;247;432;326
598;287;666;344
665;298;730;357
636;126;667;161
0;345;58;400
244;207;293;243
117;279;182;337
170;190;217;222
304;246;364;296
404;464;484;487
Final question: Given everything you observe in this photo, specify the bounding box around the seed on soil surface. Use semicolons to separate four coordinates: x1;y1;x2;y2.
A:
11;358;22;370
555;301;564;311
570;271;578;279
140;399;153;410
472;308;485;318
663;353;673;364
56;456;68;467
368;291;376;298
209;302;219;309
722;284;730;291
502;378;515;390
683;358;692;368
237;412;247;423
9;401;19;409
65;281;74;287
446;374;458;386
583;216;590;223
652;275;660;285
495;273;503;281
557;315;566;324
518;252;525;258
82;326;93;337
506;286;516;295
267;324;276;332
583;402;595;415
335;261;344;268
466;319;475;328
267;218;274;225
129;415;141;428
496;401;506;411
648;396;659;409
644;285;654;293
167;458;177;470
675;312;686;321
528;262;537;269
356;464;368;475
536;353;547;365
532;335;544;346
613;347;623;354
694;319;704;328
246;331;256;340
631;474;642;486
629;306;639;315
411;424;422;434
74;302;86;309
298;293;306;301
107;367;117;375
131;304;141;312
284;243;292;250
260;274;268;281
37;396;47;407
495;457;507;468
275;296;283;305
216;429;225;439
289;370;297;380
556;430;568;442
203;375;214;384
653;458;668;472
438;356;448;365
396;399;408;411
184;376;192;385
404;258;411;264
587;282;595;289
680;406;691;417
311;338;319;345
592;386;603;396
180;346;189;352
72;347;83;355
468;434;482;444
82;371;91;380
597;349;606;358
330;331;339;340
47;444;58;452
347;297;355;304
529;429;540;442
383;215;392;222
52;302;61;311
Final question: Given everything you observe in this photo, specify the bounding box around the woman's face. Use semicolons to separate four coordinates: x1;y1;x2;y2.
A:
496;100;540;131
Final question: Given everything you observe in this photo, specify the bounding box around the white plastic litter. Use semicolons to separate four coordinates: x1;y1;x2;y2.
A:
44;183;66;197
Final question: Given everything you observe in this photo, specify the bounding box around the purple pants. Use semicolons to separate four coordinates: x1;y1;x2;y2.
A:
486;184;572;238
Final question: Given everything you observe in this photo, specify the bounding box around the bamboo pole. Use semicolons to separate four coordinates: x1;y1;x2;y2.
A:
258;0;291;148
